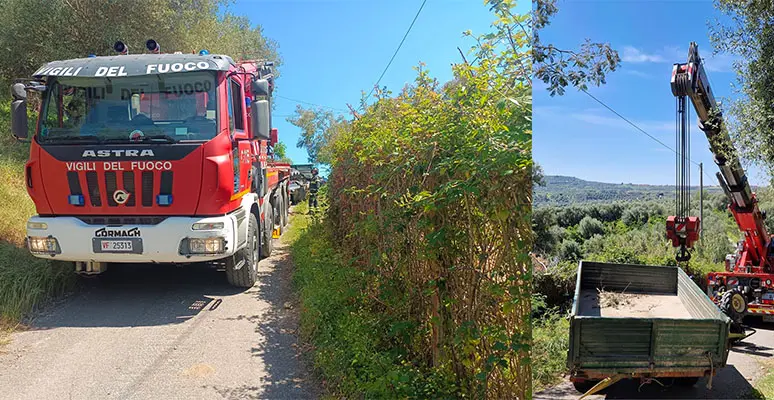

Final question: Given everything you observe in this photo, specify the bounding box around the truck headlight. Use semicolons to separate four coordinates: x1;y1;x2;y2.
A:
192;222;224;230
27;236;60;254
187;237;225;254
27;221;48;230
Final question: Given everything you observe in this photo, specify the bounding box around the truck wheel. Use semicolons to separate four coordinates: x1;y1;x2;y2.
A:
281;190;288;227
720;287;747;324
273;198;283;235
225;213;258;288
261;203;273;258
573;380;601;394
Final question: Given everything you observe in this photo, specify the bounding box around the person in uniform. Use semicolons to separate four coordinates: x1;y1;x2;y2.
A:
308;167;321;209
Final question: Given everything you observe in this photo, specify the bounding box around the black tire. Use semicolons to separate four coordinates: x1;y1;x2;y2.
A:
261;203;274;258
273;198;283;235
573;380;601;394
278;192;287;229
281;189;289;227
720;287;747;324
225;213;258;288
673;377;700;387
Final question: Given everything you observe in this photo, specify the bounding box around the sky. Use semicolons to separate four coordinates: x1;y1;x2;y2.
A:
230;0;530;175
533;0;768;186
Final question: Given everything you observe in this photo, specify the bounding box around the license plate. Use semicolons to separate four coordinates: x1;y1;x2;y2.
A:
100;240;133;252
764;315;774;323
765;293;774;301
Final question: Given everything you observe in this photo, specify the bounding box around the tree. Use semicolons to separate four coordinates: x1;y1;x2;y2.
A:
532;0;620;96
533;162;546;186
559;239;582;261
578;216;604;239
273;141;293;164
0;0;281;88
286;105;348;164
708;1;774;176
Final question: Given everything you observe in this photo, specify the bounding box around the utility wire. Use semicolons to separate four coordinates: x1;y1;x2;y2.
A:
580;88;716;184
275;95;349;114
275;0;428;114
366;0;428;100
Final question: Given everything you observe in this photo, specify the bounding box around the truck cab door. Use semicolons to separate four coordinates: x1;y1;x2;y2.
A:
227;76;251;198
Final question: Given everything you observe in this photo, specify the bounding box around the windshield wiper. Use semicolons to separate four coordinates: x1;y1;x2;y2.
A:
138;134;177;143
42;135;101;144
101;135;177;143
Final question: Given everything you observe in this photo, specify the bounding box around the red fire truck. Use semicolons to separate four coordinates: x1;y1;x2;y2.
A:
9;40;291;287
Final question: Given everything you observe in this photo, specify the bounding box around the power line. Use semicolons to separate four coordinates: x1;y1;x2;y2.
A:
366;0;428;100
275;95;348;114
580;88;716;184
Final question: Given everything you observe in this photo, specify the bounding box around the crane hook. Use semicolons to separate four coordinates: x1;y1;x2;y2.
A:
676;245;692;262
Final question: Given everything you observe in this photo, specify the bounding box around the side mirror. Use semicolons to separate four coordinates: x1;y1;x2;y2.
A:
252;79;271;97
10;83;28;139
252;99;271;140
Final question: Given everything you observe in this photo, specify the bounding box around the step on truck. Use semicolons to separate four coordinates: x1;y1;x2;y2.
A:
9;40;291;287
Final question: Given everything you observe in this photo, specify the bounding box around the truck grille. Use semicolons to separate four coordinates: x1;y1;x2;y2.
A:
67;170;173;208
76;216;168;225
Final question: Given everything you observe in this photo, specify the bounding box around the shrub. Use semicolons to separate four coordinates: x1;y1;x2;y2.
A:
558;240;582;261
578;216;604;239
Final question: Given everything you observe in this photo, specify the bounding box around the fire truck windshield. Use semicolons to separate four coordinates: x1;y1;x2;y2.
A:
38;71;218;144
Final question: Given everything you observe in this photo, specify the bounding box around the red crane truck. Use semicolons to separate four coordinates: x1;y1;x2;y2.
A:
670;42;771;330
9;40;291;288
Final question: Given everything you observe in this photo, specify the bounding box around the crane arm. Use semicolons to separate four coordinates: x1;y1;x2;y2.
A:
670;42;770;269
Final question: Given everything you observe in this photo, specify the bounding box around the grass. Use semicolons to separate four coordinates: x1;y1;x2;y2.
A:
285;200;457;399
0;99;76;339
532;313;570;393
749;359;774;399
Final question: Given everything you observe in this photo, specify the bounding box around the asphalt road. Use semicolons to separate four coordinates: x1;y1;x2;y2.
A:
0;228;318;400
536;318;774;400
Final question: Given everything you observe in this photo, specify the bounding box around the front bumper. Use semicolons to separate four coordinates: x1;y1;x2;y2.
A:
26;214;238;263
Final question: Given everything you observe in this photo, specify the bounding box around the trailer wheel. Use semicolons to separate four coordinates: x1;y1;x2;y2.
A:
261;203;274;258
720;287;747;324
225;213;258;288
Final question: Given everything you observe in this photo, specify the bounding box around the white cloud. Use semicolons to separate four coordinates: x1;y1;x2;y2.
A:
622;69;651;78
704;52;736;73
532;106;565;117
621;46;664;63
631;44;737;73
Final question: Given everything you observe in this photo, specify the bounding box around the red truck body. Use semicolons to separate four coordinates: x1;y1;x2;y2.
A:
11;44;291;287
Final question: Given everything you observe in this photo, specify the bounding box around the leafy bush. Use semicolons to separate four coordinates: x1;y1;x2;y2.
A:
288;205;459;399
578;216;604;239
558;240;582;261
532;313;570;392
323;3;532;398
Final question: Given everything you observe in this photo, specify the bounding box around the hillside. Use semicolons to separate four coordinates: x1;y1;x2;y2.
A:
534;175;724;206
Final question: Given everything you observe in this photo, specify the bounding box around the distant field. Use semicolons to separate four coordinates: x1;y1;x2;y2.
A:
535;175;726;206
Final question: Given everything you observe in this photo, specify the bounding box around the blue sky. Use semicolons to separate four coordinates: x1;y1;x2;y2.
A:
533;0;767;186
231;0;530;174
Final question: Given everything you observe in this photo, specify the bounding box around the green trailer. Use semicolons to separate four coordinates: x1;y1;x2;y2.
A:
567;261;733;397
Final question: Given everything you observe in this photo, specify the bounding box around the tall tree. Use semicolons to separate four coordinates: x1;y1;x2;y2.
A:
286;105;347;165
708;0;774;178
272;141;293;164
0;0;281;87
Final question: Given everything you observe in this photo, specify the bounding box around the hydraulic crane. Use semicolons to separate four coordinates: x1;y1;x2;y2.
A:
671;42;774;325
